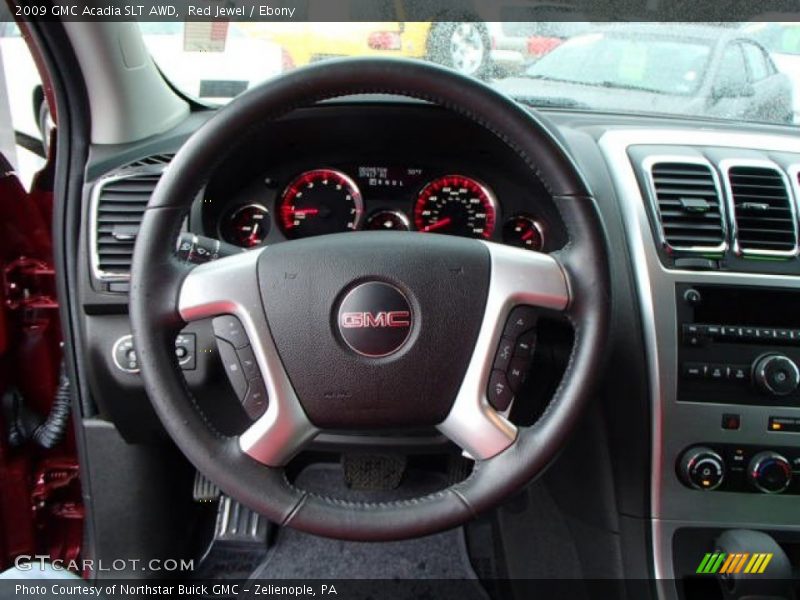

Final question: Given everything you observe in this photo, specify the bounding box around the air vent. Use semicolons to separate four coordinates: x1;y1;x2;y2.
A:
125;153;174;169
648;160;726;253
91;170;163;281
726;164;797;256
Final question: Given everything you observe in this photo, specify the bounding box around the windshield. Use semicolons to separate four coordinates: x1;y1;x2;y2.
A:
524;33;711;95
138;21;799;126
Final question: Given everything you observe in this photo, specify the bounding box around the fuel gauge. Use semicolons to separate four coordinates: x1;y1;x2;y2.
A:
220;204;271;248
503;215;544;251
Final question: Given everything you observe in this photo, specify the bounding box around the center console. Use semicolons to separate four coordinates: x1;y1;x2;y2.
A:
599;128;800;600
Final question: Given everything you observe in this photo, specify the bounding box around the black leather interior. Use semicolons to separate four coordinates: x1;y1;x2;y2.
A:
129;57;611;540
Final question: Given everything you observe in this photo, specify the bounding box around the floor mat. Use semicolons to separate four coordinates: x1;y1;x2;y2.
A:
251;464;490;600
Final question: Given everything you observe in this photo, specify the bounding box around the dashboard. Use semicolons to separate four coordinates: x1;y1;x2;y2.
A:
208;164;546;251
188;105;566;257
79;102;800;599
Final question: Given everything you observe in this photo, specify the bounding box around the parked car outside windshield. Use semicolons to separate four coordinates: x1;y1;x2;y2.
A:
139;21;796;127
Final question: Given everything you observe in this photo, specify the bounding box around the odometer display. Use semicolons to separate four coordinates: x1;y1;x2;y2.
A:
278;169;364;239
413;175;497;239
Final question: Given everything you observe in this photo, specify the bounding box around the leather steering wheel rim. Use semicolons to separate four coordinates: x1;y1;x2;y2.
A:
129;57;610;541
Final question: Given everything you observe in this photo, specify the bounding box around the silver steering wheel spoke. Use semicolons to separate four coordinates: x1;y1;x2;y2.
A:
437;242;570;461
177;249;318;467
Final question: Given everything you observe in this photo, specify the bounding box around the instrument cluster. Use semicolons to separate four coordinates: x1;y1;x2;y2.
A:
208;164;549;251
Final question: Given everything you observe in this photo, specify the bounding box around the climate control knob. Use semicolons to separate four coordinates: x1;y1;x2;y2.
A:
753;354;800;396
748;451;792;494
679;447;725;491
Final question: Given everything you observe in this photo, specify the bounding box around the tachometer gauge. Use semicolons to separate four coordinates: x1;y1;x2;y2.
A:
413;175;497;239
220;204;271;248
503;215;545;251
278;169;364;239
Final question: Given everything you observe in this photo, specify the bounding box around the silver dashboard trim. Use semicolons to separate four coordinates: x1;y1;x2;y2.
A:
597;128;800;596
719;158;799;258
641;155;728;255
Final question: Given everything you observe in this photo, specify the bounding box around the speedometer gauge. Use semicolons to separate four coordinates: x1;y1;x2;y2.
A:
278;169;364;239
413;175;497;239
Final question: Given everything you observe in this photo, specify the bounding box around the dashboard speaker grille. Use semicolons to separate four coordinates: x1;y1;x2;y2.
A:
649;161;726;252
727;165;797;256
92;171;163;280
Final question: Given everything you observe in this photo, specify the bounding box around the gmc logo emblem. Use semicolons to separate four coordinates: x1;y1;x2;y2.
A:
340;311;410;329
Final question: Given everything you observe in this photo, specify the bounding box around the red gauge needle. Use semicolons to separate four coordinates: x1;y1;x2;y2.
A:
246;223;260;246
294;208;320;216
423;217;452;232
521;229;535;241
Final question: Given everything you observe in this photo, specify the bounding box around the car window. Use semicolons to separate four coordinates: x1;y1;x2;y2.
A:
716;44;747;90
745;23;800;56
524;33;711;95
742;42;770;81
0;21;46;190
137;20;797;127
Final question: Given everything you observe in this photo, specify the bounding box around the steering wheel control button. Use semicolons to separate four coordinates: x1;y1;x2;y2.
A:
507;358;529;393
514;330;537;359
217;338;248;399
679;446;725;491
749;451;792;494
753;354;800;396
237;345;259;380
488;370;513;411
242;378;268;420
337;282;413;358
493;337;515;371
504;306;538;338
212;315;249;349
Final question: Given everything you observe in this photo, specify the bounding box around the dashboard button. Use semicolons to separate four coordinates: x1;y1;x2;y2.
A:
721;413;740;430
217;338;248;399
683;362;706;379
682;324;707;347
753;354;800;396
487;370;513;411
748;451;792;494
679;446;725;491
212;315;249;349
728;365;749;382
242;378;268;420
708;364;726;380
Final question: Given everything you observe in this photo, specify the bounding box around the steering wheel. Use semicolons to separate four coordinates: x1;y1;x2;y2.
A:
130;58;610;541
